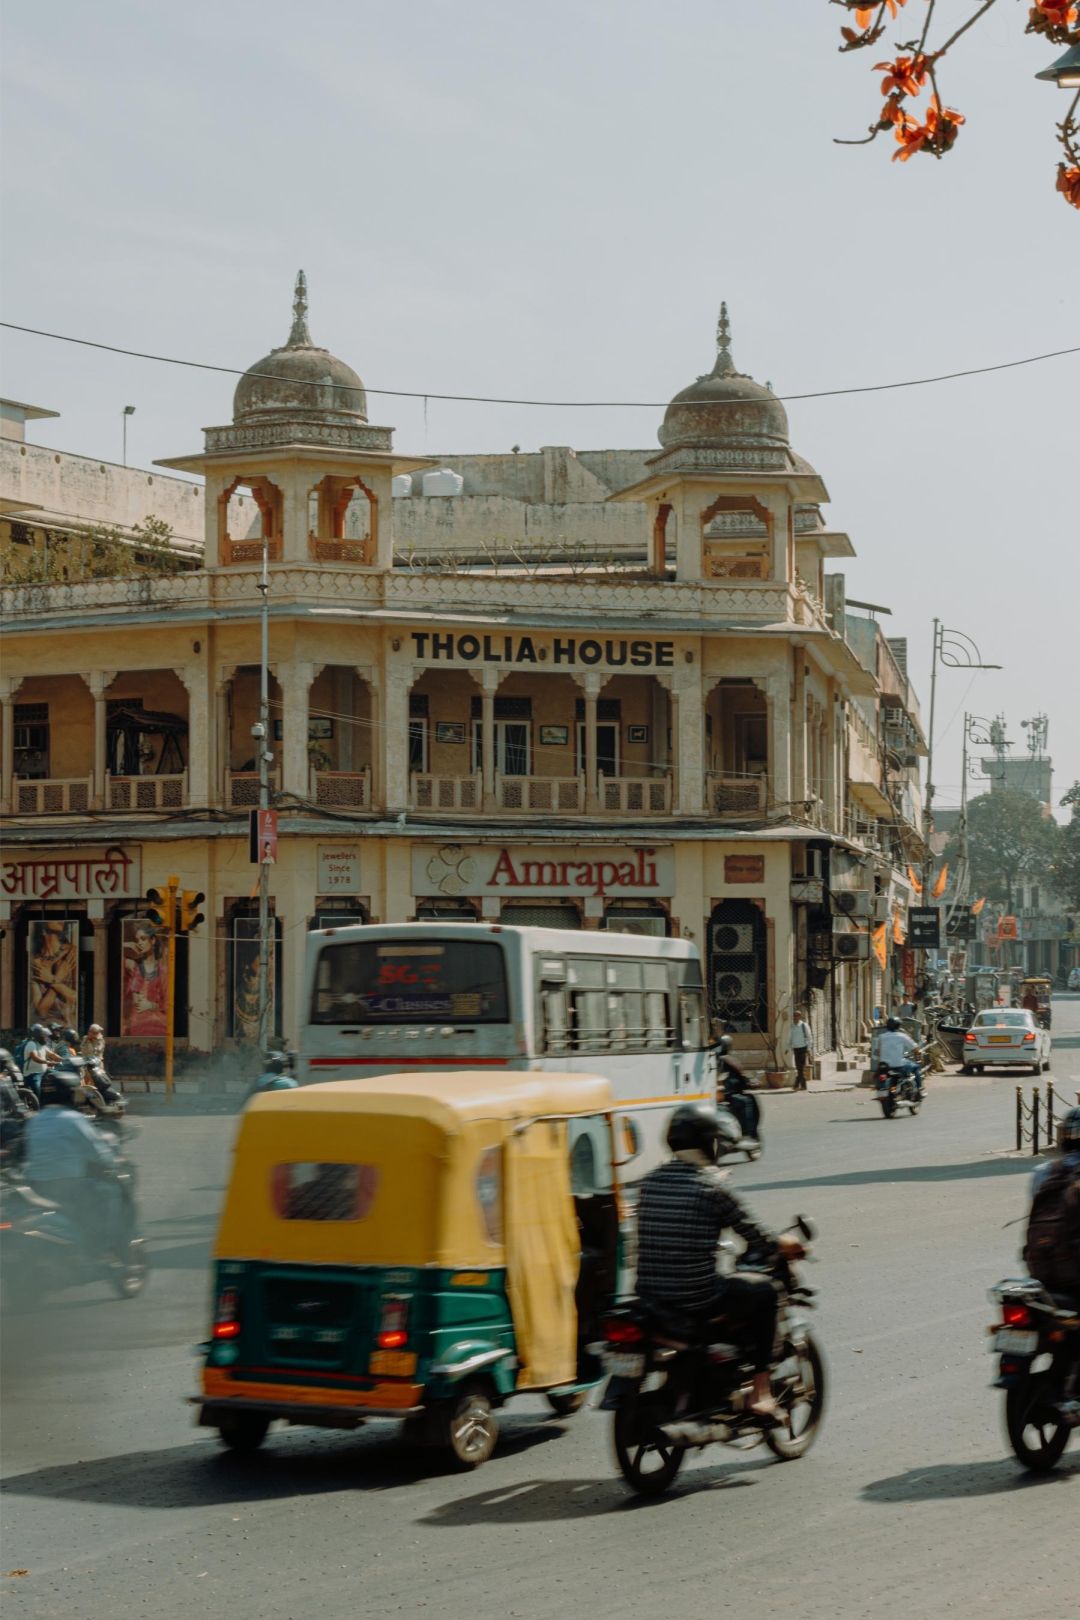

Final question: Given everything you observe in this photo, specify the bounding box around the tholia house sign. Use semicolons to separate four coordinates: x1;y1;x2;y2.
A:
410;632;675;668
415;844;674;899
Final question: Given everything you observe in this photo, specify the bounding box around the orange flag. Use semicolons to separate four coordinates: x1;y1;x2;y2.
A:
932;863;948;899
871;923;888;969
906;865;923;894
892;912;905;945
971;896;986;915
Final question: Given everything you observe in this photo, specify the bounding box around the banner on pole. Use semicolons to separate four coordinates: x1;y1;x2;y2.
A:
250;808;278;865
909;907;941;948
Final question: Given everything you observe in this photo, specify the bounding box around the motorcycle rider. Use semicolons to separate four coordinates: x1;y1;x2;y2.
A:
245;1051;298;1103
876;1015;924;1096
0;1048;32;1158
712;1025;761;1146
1025;1104;1080;1422
21;1024;61;1102
636;1102;804;1422
20;1066;124;1256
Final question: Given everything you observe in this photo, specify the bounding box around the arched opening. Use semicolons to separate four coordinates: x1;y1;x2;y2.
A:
708;898;767;1034
700;493;772;581
308;474;377;564
218;476;283;565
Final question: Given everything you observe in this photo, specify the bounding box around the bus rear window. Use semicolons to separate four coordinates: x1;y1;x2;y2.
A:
311;939;510;1025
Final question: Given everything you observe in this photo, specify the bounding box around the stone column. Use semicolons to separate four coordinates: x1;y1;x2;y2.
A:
672;663;704;814
90;905;109;1032
790;653;807;811
582;673;602;814
382;666;412;814
480;669;501;811
85;671;116;809
363;672;383;809
178;663;210;806
765;670;791;815
0;903;14;1030
214;668;234;809
279;660;318;799
0;676;21;815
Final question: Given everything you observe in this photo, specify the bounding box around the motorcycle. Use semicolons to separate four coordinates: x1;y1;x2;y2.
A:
874;1061;923;1119
989;1278;1080;1472
0;1155;149;1306
714;1038;762;1161
597;1216;824;1496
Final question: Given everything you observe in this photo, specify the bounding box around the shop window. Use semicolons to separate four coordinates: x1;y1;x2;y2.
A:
603;902;670;937
227;905;283;1041
415;899;479;922
500;902;580;929
108;906;189;1040
14;702;49;778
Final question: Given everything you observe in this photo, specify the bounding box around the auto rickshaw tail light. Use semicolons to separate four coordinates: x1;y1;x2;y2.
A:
213;1285;241;1339
603;1318;644;1346
377;1294;410;1350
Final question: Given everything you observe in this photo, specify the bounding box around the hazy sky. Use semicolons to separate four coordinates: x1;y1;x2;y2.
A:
2;1;1076;810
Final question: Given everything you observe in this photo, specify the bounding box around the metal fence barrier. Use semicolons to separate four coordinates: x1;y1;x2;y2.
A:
1016;1080;1080;1155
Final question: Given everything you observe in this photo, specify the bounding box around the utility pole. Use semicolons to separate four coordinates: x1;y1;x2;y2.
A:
256;532;271;1052
122;404;135;467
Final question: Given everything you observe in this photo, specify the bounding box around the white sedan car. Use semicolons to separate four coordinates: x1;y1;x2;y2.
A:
961;1008;1052;1075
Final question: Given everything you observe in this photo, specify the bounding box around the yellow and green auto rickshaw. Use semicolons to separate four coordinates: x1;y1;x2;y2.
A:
194;1070;629;1468
1019;976;1052;1029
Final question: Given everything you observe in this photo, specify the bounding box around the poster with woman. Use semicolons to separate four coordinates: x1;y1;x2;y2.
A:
232;916;276;1042
121;917;168;1038
28;919;80;1028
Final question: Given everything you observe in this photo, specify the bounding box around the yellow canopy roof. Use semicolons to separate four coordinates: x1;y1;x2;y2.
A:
246;1069;615;1130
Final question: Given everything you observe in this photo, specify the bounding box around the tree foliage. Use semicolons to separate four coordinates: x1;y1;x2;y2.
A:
1;515;188;584
1055;781;1080;911
830;1;1080;209
944;789;1061;910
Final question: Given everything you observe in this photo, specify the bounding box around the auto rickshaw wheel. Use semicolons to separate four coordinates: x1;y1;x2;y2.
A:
545;1389;588;1417
217;1412;270;1454
442;1383;499;1470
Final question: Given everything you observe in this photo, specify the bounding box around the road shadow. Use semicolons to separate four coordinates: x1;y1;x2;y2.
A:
749;1157;1037;1193
0;1414;565;1510
862;1454;1080;1502
420;1458;766;1526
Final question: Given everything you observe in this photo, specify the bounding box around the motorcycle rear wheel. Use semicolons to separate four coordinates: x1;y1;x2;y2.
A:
879;1096;896;1119
613;1401;684;1496
1005;1380;1070;1473
110;1238;150;1299
766;1334;826;1462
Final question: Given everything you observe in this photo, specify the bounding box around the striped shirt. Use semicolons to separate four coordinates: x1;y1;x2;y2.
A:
636;1158;777;1311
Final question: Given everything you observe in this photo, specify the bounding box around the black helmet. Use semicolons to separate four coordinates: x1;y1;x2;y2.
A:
667;1102;741;1162
62;1028;80;1047
716;1035;733;1057
39;1067;82;1108
265;1053;292;1075
1060;1106;1080;1150
31;1023;49;1041
886;1016;901;1031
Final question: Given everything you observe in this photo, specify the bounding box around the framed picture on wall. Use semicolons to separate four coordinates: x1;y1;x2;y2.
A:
436;721;466;744
627;725;649;744
309;716;334;740
539;725;569;746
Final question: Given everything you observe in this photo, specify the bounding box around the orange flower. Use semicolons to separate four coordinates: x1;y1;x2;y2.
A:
892;95;965;161
874;53;930;97
1057;164;1080;208
1030;3;1078;27
855;0;908;24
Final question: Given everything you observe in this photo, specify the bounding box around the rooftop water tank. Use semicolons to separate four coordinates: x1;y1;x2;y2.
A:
421;467;464;497
391;474;413;497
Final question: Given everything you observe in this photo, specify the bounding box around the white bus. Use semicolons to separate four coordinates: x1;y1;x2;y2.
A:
299;922;713;1176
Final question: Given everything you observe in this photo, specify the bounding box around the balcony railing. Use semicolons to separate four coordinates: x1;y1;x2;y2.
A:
496;775;584;813
412;773;481;812
600;775;672;815
107;773;187;811
311;769;371;809
225;768;281;809
14;776;92;814
706;773;767;819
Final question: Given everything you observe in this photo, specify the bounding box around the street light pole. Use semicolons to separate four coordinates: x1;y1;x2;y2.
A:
256;533;271;1052
122;404;135;467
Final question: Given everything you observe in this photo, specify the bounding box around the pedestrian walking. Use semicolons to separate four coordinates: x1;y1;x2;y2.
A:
789;1008;813;1091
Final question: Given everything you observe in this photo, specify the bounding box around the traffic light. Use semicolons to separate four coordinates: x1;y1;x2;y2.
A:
178;889;206;934
145;886;174;931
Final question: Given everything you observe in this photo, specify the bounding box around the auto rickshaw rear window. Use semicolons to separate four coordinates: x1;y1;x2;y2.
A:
311;939;510;1024
270;1162;378;1221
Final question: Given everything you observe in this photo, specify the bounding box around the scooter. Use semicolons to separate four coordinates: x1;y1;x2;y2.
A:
989;1278;1079;1472
714;1037;762;1161
0;1159;149;1305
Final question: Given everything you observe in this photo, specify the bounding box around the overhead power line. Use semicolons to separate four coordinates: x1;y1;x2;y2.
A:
2;319;1078;411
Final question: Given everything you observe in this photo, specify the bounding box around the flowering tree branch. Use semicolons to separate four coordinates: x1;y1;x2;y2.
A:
828;0;1080;209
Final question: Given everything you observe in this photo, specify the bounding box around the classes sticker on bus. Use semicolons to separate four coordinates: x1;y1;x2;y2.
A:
311;938;510;1025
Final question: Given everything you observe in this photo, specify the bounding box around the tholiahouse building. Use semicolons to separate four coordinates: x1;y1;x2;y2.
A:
0;278;926;1068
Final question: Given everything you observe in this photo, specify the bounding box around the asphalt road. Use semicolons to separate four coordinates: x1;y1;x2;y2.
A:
3;998;1079;1620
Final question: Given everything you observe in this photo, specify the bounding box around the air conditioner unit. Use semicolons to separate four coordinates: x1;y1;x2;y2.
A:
833;888;872;919
714;970;758;1000
831;927;870;961
712;923;755;954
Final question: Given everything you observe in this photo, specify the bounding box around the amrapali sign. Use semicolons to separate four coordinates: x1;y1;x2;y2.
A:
415;844;673;899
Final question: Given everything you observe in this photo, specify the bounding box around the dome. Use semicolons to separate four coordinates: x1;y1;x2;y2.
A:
232;271;368;426
658;303;788;451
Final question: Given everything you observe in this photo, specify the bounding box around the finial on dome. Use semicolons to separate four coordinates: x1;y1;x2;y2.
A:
713;300;736;377
287;269;313;347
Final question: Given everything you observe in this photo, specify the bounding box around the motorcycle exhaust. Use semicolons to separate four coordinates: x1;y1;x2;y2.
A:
658;1418;733;1446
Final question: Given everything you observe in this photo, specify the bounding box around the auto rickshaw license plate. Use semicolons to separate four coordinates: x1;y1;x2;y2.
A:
369;1349;418;1376
603;1351;645;1376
